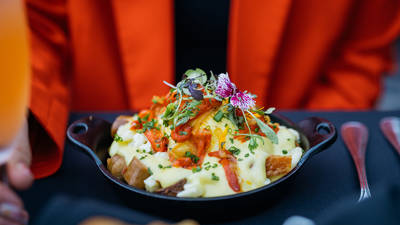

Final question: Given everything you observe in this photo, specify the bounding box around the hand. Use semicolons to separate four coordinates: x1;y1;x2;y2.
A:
0;120;34;225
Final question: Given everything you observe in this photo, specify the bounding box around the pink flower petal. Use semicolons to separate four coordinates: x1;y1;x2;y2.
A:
215;73;236;98
231;91;255;110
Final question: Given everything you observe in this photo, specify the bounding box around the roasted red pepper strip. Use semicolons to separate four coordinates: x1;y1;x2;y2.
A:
195;98;221;118
165;90;177;104
169;128;211;168
138;109;154;122
268;123;280;133
130;120;142;130
234;124;266;142
208;149;236;162
172;157;194;168
171;124;192;142
208;149;241;192
192;129;211;165
220;158;241;192
144;129;168;152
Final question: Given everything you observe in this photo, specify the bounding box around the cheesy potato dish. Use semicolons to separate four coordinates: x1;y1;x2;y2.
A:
107;69;303;198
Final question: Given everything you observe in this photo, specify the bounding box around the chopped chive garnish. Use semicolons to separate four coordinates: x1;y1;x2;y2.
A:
249;137;258;150
213;110;224;122
185;151;199;163
114;134;123;142
228;146;241;156
192;166;202;173
211;173;219;181
250;148;255;154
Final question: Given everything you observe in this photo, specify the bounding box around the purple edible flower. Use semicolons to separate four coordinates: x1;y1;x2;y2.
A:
230;91;255;110
215;73;236;98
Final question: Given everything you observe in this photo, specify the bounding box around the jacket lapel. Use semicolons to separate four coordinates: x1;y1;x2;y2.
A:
111;0;174;110
228;0;292;106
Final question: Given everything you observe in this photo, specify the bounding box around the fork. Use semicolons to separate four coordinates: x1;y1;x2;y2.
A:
341;121;371;202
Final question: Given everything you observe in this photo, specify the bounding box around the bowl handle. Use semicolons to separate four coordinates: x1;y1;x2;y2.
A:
67;116;113;165
297;117;337;156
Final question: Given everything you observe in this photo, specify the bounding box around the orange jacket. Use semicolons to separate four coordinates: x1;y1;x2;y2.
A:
26;0;400;178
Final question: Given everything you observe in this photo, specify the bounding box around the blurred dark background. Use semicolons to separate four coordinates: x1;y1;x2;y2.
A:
175;0;399;110
378;41;400;110
175;0;230;78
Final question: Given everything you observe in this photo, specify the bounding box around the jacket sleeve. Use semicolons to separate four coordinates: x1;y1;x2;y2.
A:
305;0;400;109
26;0;70;178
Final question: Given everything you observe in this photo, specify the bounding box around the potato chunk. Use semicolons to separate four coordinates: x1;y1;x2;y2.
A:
123;157;150;189
154;179;187;197
265;155;292;178
107;154;126;180
111;115;131;137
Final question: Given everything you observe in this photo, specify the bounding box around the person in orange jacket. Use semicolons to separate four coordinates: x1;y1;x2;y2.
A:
1;0;400;224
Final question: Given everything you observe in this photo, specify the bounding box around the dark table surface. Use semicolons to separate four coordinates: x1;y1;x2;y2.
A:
19;111;400;225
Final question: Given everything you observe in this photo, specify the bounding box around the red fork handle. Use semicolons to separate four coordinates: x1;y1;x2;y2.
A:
341;121;371;202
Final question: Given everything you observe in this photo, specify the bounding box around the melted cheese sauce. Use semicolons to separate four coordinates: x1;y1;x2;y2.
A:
109;110;303;197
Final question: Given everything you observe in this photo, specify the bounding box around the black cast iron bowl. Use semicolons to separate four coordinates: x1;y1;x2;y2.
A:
67;114;337;222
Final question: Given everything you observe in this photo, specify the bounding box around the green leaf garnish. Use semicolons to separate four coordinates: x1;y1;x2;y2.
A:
248;112;278;144
176;116;190;127
264;107;276;114
184;68;207;85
